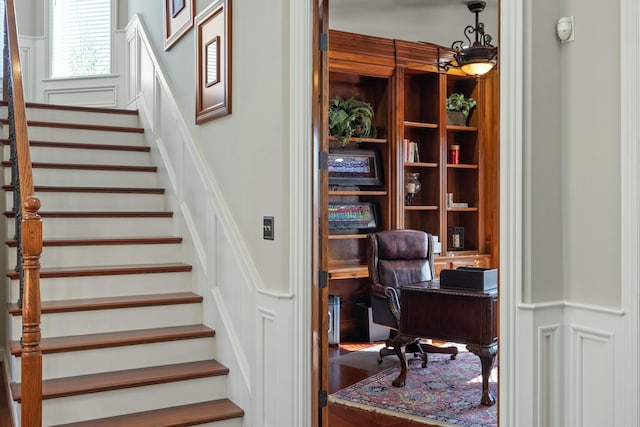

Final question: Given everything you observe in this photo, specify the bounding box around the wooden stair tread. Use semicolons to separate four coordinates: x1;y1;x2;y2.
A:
3;184;165;194
4;210;173;218
10;360;229;402
0;118;144;133
50;399;244;427
8;292;202;316
0;100;139;116
9;324;215;356
6;236;183;247
6;262;192;280
1;160;157;172
1;139;151;152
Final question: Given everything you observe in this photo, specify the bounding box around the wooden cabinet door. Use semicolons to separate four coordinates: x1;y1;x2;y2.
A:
434;260;449;278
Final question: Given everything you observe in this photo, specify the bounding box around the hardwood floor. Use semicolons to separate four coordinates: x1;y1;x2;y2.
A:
328;343;439;427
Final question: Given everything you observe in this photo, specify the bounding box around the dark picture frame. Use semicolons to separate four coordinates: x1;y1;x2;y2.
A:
328;149;383;186
328;202;379;230
196;0;232;124
164;0;194;50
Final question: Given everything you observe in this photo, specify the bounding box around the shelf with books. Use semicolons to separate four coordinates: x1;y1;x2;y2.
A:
326;31;395;291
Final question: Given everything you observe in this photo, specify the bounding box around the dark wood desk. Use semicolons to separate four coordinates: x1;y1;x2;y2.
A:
396;281;498;406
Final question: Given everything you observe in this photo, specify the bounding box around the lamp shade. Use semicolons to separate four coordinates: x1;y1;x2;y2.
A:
461;61;495;76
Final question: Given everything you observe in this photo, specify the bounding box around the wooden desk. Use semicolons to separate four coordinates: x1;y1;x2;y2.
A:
397;281;498;406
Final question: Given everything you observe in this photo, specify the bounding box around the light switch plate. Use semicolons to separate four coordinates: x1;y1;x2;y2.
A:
263;216;274;240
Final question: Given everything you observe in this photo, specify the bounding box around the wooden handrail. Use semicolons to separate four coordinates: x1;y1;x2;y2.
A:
4;0;43;425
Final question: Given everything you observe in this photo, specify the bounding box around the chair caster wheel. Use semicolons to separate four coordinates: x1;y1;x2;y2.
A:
377;356;383;364
450;355;457;360
421;362;427;368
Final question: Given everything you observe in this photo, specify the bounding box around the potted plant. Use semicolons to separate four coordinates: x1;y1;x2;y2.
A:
446;93;477;126
329;95;377;147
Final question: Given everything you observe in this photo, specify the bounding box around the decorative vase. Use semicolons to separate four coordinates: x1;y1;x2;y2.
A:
405;172;421;205
446;111;467;126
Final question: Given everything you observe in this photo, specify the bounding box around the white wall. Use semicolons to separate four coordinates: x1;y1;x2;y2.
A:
126;0;290;294
561;0;621;307
329;0;498;47
520;0;637;426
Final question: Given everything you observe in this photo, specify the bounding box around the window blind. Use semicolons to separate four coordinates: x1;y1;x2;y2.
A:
51;0;111;78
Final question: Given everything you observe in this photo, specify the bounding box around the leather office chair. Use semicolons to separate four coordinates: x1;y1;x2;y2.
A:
367;229;458;370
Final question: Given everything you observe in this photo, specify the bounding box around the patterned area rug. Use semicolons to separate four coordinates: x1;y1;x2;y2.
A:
329;346;497;427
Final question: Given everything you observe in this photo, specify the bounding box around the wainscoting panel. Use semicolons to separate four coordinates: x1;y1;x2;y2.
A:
181;144;209;272
17;36;41;103
126;30;139;105
257;308;276;427
19;44;33;100
570;325;614;427
139;42;155;128
45;86;117;107
538;324;561;427
157;83;182;192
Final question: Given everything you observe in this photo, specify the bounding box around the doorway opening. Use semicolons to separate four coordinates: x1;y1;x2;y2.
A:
313;1;501;426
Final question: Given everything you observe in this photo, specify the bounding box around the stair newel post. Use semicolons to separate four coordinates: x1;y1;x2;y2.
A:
20;196;43;427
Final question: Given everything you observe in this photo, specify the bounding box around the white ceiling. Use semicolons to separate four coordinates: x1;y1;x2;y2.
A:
328;0;499;48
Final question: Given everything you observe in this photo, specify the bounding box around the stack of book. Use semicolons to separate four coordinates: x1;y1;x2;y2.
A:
403;139;420;163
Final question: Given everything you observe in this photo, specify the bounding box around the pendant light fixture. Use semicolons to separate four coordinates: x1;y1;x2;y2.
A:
440;1;497;76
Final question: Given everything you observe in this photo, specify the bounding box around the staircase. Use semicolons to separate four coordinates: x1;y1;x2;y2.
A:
1;103;244;426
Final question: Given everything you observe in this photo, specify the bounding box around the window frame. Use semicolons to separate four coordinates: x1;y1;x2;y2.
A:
46;0;117;80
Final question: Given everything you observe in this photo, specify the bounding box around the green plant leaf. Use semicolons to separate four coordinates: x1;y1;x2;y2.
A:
328;95;376;146
446;93;476;118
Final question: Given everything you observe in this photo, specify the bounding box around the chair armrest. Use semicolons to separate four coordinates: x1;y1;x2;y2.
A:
383;286;401;323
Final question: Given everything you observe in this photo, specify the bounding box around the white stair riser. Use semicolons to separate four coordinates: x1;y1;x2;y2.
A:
7;243;182;269
6;217;174;239
0;106;140;127
9;272;191;303
9;303;202;339
5;192;166;211
31;110;139;128
6;169;158;188
4;127;144;146
13;338;216;380
3;145;152;166
39;376;228;426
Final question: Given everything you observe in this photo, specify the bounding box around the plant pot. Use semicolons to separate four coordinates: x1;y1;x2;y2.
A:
446;111;467;126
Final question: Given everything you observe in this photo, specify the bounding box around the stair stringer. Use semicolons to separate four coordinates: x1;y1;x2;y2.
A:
126;16;258;423
126;14;309;427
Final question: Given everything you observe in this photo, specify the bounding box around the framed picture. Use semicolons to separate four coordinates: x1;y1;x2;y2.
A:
328;202;378;230
447;226;465;250
328;149;383;186
196;0;232;124
164;0;194;50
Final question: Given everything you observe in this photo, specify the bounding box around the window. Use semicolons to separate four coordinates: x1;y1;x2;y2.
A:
51;0;111;78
